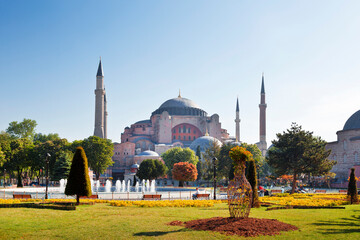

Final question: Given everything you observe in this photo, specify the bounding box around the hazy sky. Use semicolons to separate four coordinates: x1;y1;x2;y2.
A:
1;1;360;145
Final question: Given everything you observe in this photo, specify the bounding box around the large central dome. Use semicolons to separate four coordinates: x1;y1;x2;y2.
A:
151;96;207;117
343;110;360;131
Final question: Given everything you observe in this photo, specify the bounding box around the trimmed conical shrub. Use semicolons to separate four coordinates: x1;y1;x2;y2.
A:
246;160;260;208
65;147;91;204
347;168;359;204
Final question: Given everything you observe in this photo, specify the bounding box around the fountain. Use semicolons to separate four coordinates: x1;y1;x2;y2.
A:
59;179;66;193
150;180;156;192
127;180;131;192
115;180;121;192
95;180;100;192
146;179;150;192
135;181;139;192
105;180;112;193
90;179;94;192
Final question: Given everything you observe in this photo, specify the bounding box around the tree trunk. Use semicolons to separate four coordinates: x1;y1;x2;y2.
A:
76;194;80;205
96;172;100;180
179;180;184;187
17;168;23;188
291;173;297;194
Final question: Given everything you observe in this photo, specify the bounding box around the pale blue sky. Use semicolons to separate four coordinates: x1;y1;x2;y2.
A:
1;1;360;144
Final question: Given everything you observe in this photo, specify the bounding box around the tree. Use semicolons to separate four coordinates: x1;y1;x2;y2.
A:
195;146;203;180
81;136;114;180
8;138;33;187
6;119;37;140
52;151;72;181
218;143;235;182
172;162;198;187
246;160;260;207
161;147;198;177
202;141;221;180
267;123;334;194
136;159;167;180
33;133;61;144
65;147;91;204
347;168;359;204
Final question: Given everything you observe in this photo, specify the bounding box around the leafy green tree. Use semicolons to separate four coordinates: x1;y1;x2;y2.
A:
82;136;114;180
267;123;334;194
172;162;198;187
202;141;221;181
218;143;234;182
33;133;61;144
52;151;73;181
347;168;359;204
246;160;260;207
6;119;37;140
8;138;33;187
65;147;92;204
136;159;167;180
0;146;5;167
161;147;198;177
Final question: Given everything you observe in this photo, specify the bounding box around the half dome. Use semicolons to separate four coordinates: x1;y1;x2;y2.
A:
137;150;159;157
343;110;360;131
189;136;223;152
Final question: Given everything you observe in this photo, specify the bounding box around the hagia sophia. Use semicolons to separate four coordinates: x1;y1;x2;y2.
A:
93;60;267;182
93;59;360;184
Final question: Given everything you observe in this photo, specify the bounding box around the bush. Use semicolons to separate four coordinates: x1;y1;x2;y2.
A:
347;168;359;204
65;147;91;204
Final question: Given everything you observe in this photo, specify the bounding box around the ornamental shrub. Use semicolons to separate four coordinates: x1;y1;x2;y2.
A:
347;168;359;204
65;147;91;204
246;159;260;208
172;162;198;187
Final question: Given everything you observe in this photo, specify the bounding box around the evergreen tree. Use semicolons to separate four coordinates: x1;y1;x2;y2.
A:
52;151;72;181
195;146;202;180
246;160;260;207
65;147;91;204
347;168;359;204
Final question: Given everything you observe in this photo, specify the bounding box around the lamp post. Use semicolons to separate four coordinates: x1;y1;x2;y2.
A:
3;168;6;188
213;157;217;200
45;153;51;199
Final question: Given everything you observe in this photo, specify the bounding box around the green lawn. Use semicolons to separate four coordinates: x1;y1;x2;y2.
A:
0;203;359;239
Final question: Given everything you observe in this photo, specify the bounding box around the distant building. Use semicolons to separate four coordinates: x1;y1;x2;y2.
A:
327;110;360;181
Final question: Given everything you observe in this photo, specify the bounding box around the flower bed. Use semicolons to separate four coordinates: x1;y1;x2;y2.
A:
260;193;349;207
109;200;223;208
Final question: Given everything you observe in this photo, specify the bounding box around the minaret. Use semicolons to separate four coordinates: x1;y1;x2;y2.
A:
94;59;105;138
104;92;108;139
259;73;267;155
235;97;240;142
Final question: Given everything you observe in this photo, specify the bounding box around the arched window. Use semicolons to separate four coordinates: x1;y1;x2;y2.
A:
343;140;347;150
344;154;347;162
355;152;359;162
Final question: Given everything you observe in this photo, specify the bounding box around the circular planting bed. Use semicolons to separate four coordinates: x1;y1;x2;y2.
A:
168;217;298;237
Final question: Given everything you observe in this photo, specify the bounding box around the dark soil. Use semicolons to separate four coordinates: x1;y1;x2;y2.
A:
168;217;298;237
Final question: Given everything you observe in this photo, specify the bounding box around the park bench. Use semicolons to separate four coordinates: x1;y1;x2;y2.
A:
142;194;161;200
315;190;327;194
270;190;282;195
80;195;99;199
13;194;32;199
193;193;210;200
339;190;347;194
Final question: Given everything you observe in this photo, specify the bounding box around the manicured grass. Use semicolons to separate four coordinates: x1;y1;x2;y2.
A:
0;203;360;239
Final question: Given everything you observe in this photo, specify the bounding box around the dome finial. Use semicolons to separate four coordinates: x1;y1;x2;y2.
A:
178;89;181;98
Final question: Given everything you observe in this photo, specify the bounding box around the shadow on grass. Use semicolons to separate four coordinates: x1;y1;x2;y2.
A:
134;229;186;237
313;215;360;234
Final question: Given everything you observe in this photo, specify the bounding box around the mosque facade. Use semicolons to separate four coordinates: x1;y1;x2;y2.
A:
326;110;360;183
93;60;268;181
